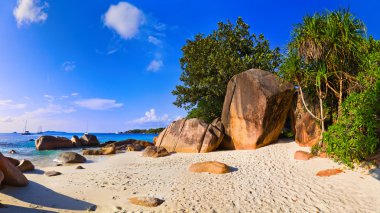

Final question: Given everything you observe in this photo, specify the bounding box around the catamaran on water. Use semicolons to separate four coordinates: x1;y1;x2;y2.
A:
21;120;31;135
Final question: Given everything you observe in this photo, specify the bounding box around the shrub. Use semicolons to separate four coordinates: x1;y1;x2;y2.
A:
323;81;380;167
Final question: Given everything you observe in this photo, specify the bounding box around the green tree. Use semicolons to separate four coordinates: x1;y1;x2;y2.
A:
281;9;367;138
172;17;281;122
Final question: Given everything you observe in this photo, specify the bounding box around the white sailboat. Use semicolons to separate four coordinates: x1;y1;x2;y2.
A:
21;120;31;135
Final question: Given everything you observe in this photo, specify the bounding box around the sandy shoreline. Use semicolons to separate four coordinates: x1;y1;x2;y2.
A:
1;140;380;212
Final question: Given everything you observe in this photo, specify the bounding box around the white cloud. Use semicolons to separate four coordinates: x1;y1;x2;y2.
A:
147;59;163;72
0;116;14;123
0;100;27;110
104;2;144;40
148;36;162;46
62;61;76;72
133;108;169;124
74;98;123;110
23;104;75;117
43;94;54;102
13;0;48;27
71;93;79;96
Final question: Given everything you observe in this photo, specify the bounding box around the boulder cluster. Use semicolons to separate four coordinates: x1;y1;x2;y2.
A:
153;69;321;153
35;134;100;150
0;153;32;187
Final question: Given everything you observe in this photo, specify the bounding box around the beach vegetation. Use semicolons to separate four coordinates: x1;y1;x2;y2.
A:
282;9;380;166
172;17;281;123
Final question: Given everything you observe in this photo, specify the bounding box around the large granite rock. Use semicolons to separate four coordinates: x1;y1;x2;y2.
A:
155;118;224;153
54;152;86;163
71;135;82;147
293;92;322;147
17;160;35;172
0;153;28;186
221;69;294;150
80;134;100;146
35;136;74;150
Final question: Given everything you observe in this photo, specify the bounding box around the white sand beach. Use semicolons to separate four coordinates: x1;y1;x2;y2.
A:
1;140;380;213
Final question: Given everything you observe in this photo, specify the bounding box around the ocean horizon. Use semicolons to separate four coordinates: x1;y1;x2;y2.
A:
0;132;156;167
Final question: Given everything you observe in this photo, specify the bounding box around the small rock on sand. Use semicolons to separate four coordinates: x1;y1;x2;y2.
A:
294;151;313;160
129;197;164;207
189;161;231;174
76;165;85;169
45;171;62;177
142;146;169;158
316;169;343;177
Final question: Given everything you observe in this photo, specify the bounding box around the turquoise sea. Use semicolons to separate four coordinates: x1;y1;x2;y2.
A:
0;132;156;167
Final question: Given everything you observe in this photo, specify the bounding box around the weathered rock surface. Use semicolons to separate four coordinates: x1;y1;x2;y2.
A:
189;161;231;174
294;151;313;161
293;92;322;147
45;171;62;177
17;160;35;172
129;197;164;207
80;134;100;147
54;152;86;163
82;145;116;155
35;136;73;150
71;135;82;147
316;169;343;177
76;165;85;169
6;157;20;166
8;150;16;154
126;144;144;151
82;149;102;155
155;118;224;153
0;170;4;185
221;69;294;150
0;153;28;186
142;146;169;158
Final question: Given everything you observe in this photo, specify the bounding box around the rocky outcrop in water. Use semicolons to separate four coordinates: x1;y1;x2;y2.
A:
36;134;100;150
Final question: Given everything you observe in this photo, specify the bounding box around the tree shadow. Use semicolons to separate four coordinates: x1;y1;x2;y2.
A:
24;169;44;175
369;168;380;181
1;181;95;211
0;204;56;213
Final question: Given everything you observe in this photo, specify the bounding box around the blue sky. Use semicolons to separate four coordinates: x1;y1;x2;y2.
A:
0;0;379;133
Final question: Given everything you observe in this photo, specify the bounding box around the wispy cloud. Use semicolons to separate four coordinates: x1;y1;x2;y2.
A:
0;100;27;110
43;94;54;102
148;35;162;46
13;0;48;27
71;93;79;96
103;2;145;40
62;61;76;72
0;116;15;123
147;59;163;72
74;98;123;110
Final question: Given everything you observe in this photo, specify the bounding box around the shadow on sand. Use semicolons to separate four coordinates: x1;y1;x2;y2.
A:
0;204;56;213
369;168;380;181
1;181;95;212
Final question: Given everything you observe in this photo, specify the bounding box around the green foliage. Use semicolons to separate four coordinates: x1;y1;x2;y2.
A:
125;128;165;134
173;17;281;123
323;81;380;167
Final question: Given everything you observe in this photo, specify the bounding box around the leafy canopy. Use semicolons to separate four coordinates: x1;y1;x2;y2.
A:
173;17;281;122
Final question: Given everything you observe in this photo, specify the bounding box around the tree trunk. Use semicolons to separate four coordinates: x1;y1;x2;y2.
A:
338;75;343;119
318;87;325;146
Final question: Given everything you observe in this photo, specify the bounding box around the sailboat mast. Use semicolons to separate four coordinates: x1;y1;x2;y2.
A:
24;120;27;132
